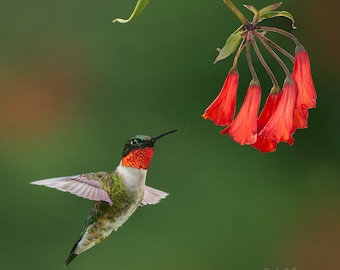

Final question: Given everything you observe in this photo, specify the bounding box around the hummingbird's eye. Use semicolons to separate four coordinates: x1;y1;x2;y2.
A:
130;139;138;146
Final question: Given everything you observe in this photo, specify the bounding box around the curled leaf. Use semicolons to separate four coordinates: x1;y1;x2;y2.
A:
214;26;243;64
259;10;296;29
113;0;150;24
258;2;283;16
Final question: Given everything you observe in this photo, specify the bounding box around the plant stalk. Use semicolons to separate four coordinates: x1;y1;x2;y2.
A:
252;38;279;89
258;26;301;47
254;31;292;79
223;0;249;25
246;42;258;81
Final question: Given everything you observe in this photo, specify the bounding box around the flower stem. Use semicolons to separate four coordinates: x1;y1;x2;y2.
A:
254;31;291;79
252;38;279;89
232;38;246;70
258;26;302;47
223;0;249;25
261;35;294;62
246;42;258;81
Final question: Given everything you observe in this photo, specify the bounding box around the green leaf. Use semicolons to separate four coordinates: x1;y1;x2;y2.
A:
113;0;150;24
258;2;282;17
258;10;296;29
214;26;243;64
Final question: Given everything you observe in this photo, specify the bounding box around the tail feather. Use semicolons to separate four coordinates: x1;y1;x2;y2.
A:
64;206;96;267
64;241;79;267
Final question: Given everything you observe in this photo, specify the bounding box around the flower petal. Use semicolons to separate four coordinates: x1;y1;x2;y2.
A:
221;81;261;145
292;46;317;110
250;90;281;153
257;90;281;131
202;69;239;126
294;107;309;129
261;79;297;145
251;134;278;153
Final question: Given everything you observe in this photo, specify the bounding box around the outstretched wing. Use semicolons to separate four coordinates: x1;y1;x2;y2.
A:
141;185;169;206
30;174;113;205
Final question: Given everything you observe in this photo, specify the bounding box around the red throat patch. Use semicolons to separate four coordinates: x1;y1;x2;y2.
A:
121;147;154;169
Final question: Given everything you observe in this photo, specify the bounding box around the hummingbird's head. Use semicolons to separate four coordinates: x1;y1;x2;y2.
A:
121;130;177;169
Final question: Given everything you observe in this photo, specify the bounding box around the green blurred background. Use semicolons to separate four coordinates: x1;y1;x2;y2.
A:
1;0;339;269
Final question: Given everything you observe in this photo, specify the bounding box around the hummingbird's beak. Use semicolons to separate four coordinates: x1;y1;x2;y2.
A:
152;129;177;142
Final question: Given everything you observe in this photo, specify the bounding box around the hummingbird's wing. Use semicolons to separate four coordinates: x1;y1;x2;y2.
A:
141;185;169;206
30;174;113;205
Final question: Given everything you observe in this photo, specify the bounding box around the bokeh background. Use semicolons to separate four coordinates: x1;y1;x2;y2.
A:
1;0;339;269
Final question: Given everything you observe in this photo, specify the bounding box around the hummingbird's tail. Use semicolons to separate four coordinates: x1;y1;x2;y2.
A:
64;241;79;267
63;214;111;267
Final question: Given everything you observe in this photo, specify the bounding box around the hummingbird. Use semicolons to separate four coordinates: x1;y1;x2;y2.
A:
30;129;177;267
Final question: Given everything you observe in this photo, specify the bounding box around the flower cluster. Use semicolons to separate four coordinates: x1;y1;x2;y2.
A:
202;1;316;152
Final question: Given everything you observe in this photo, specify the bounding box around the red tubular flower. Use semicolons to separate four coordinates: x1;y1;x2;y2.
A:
292;46;317;110
260;79;297;145
220;80;261;145
251;90;281;152
202;69;239;126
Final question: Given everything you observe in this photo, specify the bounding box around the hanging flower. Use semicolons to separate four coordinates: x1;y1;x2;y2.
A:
202;69;239;126
259;79;297;145
292;46;317;110
251;90;281;152
202;1;317;152
256;89;282;132
220;80;261;145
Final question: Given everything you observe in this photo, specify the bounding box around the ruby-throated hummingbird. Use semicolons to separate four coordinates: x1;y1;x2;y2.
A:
31;130;177;267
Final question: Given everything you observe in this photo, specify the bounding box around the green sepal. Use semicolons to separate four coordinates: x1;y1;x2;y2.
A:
243;4;259;22
258;2;282;16
243;4;258;15
214;26;243;64
258;10;296;29
113;0;150;24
